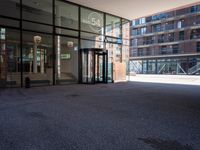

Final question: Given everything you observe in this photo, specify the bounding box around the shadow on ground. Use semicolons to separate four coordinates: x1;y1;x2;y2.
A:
138;137;195;150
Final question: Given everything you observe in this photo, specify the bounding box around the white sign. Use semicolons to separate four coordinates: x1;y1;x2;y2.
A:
88;12;103;32
82;12;103;32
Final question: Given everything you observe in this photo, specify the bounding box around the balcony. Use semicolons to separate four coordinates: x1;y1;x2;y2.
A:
130;48;181;57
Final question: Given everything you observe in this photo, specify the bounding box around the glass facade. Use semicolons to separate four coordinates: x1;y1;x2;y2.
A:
0;0;130;87
130;56;200;75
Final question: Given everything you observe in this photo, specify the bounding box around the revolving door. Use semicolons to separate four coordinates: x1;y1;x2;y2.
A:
80;48;108;84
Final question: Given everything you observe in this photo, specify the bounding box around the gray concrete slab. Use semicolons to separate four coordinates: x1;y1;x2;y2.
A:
0;82;200;150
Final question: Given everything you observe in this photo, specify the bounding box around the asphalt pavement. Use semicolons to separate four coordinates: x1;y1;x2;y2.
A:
0;82;199;150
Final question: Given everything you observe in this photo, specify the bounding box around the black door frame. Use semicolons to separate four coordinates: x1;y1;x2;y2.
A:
79;48;108;84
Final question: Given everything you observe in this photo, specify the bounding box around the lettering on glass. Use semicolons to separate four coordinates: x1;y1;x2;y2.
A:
88;12;103;32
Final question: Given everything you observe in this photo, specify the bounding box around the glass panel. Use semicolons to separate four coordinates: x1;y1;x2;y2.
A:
0;0;20;18
55;1;78;29
147;60;156;74
0;18;19;28
142;60;147;74
106;43;121;62
122;45;129;62
81;40;104;49
106;43;115;82
55;36;78;84
22;21;53;33
22;32;53;86
87;51;94;83
81;50;94;84
197;42;200;52
129;60;142;74
56;28;78;37
158;59;177;74
106;15;121;38
82;50;88;83
81;32;104;41
22;0;53;24
95;54;103;82
81;8;104;34
177;58;187;74
0;28;21;87
122;19;130;40
107;60;113;82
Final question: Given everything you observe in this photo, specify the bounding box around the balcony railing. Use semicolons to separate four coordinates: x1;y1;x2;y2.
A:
130;49;180;57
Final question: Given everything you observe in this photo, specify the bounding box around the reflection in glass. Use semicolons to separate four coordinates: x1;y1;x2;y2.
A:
81;8;104;34
55;1;78;29
0;28;20;87
22;0;53;24
81;40;104;49
56;36;78;84
22;32;53;85
106;15;121;38
0;0;20;18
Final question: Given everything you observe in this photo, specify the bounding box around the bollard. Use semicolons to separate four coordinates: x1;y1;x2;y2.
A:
25;77;30;88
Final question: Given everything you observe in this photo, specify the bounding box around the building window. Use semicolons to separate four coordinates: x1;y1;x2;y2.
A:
145;36;154;45
132;39;138;46
23;0;53;25
146;16;152;23
55;1;78;29
22;32;53;85
191;5;198;13
177;20;184;29
135;19;140;25
0;0;20;18
152;24;161;32
158;34;165;43
165;21;174;30
132;20;136;26
190;29;200;39
138;48;144;56
172;44;179;54
197;16;200;25
168;33;174;42
139;18;146;24
161;46;167;55
197;42;200;52
179;31;184;40
176;8;189;16
140;27;146;35
106;14;121;37
130;49;137;57
81;8;104;34
132;29;138;35
147;60;156;74
0;28;21;87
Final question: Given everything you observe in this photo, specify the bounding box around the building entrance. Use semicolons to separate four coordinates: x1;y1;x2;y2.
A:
80;48;108;84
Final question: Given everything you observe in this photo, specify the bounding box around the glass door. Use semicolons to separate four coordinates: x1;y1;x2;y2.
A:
80;48;108;84
81;49;95;84
95;51;108;83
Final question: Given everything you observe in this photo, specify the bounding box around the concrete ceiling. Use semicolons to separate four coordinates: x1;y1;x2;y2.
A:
67;0;200;20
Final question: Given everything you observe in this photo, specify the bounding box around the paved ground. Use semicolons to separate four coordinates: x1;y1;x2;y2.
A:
0;82;200;150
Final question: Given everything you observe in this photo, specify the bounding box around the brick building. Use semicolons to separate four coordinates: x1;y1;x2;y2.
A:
130;3;200;75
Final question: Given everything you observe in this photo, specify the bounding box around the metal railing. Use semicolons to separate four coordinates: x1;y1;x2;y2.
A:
188;63;200;74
